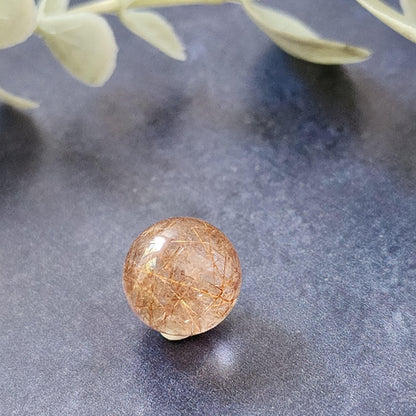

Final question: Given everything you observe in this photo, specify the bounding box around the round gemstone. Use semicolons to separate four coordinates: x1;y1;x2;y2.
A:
123;217;242;339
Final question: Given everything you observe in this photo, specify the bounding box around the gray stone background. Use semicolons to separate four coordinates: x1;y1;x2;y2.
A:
1;0;415;414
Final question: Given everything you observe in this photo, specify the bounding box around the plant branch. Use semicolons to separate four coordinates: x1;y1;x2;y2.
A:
69;0;225;14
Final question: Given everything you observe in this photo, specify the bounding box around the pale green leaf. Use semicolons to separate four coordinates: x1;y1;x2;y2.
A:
121;0;138;7
0;0;37;49
0;86;39;109
38;0;69;16
37;13;118;86
400;0;416;23
356;0;416;43
242;0;371;64
119;10;186;60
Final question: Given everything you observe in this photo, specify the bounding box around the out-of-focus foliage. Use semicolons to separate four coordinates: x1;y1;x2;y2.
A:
3;0;416;109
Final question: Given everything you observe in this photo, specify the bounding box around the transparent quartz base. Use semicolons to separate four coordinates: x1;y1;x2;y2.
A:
160;332;189;341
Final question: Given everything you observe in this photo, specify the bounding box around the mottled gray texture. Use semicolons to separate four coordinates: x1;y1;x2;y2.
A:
1;1;416;415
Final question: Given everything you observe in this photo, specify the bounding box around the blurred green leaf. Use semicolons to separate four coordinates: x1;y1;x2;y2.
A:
37;12;118;86
38;0;69;16
0;86;39;109
0;0;37;49
400;0;416;23
242;0;371;64
356;0;416;43
119;10;186;60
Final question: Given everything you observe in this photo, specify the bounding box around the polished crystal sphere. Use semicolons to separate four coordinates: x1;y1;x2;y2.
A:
123;217;242;340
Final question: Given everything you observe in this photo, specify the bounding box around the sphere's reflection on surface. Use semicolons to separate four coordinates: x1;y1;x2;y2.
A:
211;341;235;374
135;311;327;415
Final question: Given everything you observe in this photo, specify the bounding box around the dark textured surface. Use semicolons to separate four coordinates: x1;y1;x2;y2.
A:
1;1;416;415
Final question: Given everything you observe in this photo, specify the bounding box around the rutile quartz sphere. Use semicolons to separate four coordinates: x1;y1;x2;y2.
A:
123;217;242;340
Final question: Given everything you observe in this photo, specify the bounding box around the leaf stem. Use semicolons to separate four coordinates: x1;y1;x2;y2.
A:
69;0;225;14
129;0;225;7
68;0;120;14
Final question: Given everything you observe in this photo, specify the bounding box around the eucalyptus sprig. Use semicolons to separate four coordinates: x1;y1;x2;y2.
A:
0;0;409;110
355;0;416;43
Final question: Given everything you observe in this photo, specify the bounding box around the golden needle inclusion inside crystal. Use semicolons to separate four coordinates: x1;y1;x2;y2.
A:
123;217;242;340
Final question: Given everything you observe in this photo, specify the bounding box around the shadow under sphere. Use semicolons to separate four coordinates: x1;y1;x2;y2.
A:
134;310;322;414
